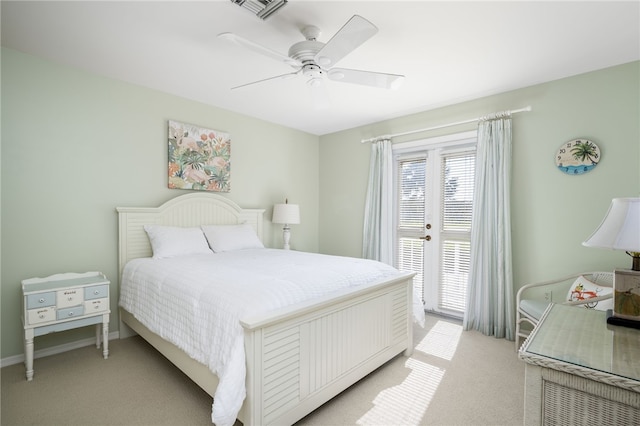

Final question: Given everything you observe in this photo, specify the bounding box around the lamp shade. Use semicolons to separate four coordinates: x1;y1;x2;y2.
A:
583;198;640;252
272;203;300;225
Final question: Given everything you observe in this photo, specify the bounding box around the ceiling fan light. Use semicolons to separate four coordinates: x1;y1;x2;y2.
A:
308;77;323;88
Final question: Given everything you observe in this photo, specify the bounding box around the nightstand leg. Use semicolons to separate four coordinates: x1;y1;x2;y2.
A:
24;329;34;381
102;315;109;359
95;324;101;349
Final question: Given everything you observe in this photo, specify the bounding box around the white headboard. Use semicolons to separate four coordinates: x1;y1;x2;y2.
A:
116;193;265;276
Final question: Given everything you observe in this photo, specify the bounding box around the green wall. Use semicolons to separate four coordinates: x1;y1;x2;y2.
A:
0;48;320;359
319;61;640;295
2;46;639;361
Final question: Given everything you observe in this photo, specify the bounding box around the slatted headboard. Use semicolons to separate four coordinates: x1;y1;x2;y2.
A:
116;193;265;277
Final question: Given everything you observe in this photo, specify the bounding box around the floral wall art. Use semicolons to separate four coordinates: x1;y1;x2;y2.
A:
168;120;231;192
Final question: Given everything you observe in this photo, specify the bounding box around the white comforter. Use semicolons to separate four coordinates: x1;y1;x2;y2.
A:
119;249;421;426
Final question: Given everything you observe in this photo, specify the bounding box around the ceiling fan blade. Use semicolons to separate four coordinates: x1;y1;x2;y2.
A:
218;32;301;67
314;15;378;68
327;68;405;90
231;71;299;90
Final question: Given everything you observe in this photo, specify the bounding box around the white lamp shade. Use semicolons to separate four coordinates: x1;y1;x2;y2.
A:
583;198;640;252
272;203;300;225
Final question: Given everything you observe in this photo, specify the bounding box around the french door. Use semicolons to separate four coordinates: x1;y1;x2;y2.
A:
394;133;476;318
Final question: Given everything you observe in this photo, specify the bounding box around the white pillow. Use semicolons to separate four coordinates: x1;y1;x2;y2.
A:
201;224;264;253
143;225;213;259
566;275;613;311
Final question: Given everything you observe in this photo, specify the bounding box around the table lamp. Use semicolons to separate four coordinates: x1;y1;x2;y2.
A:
272;199;300;250
583;198;640;271
583;198;640;326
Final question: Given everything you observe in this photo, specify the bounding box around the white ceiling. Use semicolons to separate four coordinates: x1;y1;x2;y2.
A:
2;1;639;136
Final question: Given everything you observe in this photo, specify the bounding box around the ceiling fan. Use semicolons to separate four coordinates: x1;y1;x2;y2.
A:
218;15;405;93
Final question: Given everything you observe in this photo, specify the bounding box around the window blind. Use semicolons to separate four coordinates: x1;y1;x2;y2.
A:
396;157;426;302
398;158;426;230
439;151;475;313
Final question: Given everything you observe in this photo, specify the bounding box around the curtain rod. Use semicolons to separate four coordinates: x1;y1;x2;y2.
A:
360;105;532;144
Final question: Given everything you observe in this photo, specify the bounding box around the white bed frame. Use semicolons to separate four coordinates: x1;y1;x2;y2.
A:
117;193;415;425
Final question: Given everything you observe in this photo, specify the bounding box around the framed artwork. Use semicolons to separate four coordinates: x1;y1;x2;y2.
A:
611;269;640;322
168;120;231;192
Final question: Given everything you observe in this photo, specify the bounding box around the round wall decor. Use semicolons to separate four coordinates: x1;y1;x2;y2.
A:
555;139;600;175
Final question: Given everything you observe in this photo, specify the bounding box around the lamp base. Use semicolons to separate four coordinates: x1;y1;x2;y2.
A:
630;252;640;271
281;225;291;250
606;309;640;329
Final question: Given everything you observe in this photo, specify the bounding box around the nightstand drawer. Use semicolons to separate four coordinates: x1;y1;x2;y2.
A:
56;306;84;320
57;288;83;308
84;285;108;300
84;298;108;313
26;292;56;309
27;307;56;324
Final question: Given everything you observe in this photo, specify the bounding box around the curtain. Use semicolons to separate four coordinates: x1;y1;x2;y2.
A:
362;139;393;265
463;114;515;340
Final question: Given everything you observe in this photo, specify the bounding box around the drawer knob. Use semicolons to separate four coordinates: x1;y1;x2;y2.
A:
39;298;45;303
67;297;73;301
39;314;45;319
68;312;74;317
94;290;99;295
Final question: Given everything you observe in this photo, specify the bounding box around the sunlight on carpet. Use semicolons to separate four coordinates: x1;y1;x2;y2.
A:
415;320;463;360
356;358;444;425
356;320;462;425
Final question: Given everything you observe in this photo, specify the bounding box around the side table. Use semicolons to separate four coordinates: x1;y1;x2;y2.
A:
22;271;110;381
519;303;640;425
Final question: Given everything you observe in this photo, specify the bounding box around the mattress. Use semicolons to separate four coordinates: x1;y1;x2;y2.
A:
119;248;416;425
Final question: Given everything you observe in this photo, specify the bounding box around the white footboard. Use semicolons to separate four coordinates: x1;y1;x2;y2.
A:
240;273;414;426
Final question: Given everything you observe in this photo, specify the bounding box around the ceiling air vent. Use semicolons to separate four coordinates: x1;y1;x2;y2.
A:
230;0;288;20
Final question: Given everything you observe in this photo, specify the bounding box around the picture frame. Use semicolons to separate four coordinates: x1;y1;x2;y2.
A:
607;269;640;328
168;120;231;192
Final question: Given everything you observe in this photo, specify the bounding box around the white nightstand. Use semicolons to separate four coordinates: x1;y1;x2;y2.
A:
21;271;110;381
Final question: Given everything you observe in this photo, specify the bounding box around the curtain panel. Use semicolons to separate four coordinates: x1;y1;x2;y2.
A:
362;139;393;265
463;115;515;340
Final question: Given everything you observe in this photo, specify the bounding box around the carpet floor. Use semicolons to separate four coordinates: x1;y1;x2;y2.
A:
1;314;524;425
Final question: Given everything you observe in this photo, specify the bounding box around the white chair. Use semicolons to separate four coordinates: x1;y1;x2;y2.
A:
515;271;613;350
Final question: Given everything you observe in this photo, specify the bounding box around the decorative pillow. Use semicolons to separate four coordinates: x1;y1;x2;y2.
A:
566;275;613;311
143;225;213;259
201;224;264;253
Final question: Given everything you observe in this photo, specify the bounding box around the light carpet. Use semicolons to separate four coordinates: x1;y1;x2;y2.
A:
1;314;524;425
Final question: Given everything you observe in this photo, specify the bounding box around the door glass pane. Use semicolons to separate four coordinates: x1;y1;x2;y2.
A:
398;158;426;230
439;151;475;314
396;157;426;303
397;238;424;303
442;154;475;232
440;239;470;312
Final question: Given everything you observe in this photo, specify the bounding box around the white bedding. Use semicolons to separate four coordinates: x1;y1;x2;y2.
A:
119;249;421;426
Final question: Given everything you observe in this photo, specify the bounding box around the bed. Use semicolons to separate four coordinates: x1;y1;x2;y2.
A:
117;193;418;426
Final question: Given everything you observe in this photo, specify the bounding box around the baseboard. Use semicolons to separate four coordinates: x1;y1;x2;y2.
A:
0;331;120;368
